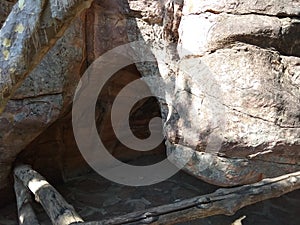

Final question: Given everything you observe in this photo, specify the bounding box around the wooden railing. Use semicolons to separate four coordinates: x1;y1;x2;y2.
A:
14;164;300;225
14;165;83;225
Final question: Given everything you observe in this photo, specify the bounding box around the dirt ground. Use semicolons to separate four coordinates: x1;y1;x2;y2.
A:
0;156;299;225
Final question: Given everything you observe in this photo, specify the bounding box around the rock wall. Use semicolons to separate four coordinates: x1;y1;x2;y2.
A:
124;0;300;186
0;14;86;190
13;0;164;186
0;0;299;204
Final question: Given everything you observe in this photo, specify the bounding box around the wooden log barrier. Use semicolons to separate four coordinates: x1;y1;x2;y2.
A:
14;165;83;225
14;176;40;225
14;164;299;225
78;171;300;225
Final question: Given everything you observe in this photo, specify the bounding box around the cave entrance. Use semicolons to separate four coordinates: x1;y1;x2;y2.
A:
8;63;300;225
16;64;166;184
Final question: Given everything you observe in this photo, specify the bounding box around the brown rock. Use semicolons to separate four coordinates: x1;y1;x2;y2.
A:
0;15;86;193
15;0;165;187
126;0;300;186
1;0;299;194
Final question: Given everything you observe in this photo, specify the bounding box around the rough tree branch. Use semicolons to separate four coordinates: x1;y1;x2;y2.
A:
79;171;300;225
14;165;83;225
13;164;300;225
14;176;40;225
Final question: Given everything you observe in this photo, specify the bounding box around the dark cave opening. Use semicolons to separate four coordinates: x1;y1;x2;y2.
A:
15;64;166;186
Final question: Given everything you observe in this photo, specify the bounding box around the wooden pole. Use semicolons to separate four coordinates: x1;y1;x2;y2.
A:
14;176;40;225
14;165;84;225
78;171;300;225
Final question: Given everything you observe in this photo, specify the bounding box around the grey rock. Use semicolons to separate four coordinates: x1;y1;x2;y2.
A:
127;0;300;186
0;17;85;191
182;0;300;17
1;0;299;192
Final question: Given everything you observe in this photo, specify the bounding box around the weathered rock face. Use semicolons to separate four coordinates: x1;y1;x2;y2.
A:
125;0;300;186
0;14;86;193
0;0;164;201
0;0;299;198
14;0;165;185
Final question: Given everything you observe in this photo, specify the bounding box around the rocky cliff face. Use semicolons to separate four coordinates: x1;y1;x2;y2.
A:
0;0;299;201
125;0;300;186
0;0;164;200
0;13;86;191
0;5;87;203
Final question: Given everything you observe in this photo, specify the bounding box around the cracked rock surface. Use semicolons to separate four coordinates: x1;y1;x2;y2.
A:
0;14;86;194
0;0;299;203
126;0;300;186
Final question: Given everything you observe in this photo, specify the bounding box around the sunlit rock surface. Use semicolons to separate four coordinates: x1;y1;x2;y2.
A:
126;0;300;186
0;0;299;203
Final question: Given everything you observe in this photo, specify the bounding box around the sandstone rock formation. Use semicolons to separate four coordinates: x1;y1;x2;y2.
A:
125;0;300;186
0;0;299;205
0;0;164;199
0;15;86;197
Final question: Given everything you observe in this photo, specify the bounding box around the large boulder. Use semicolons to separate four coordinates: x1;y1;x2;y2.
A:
0;0;299;197
0;15;86;194
126;0;300;186
14;0;164;185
